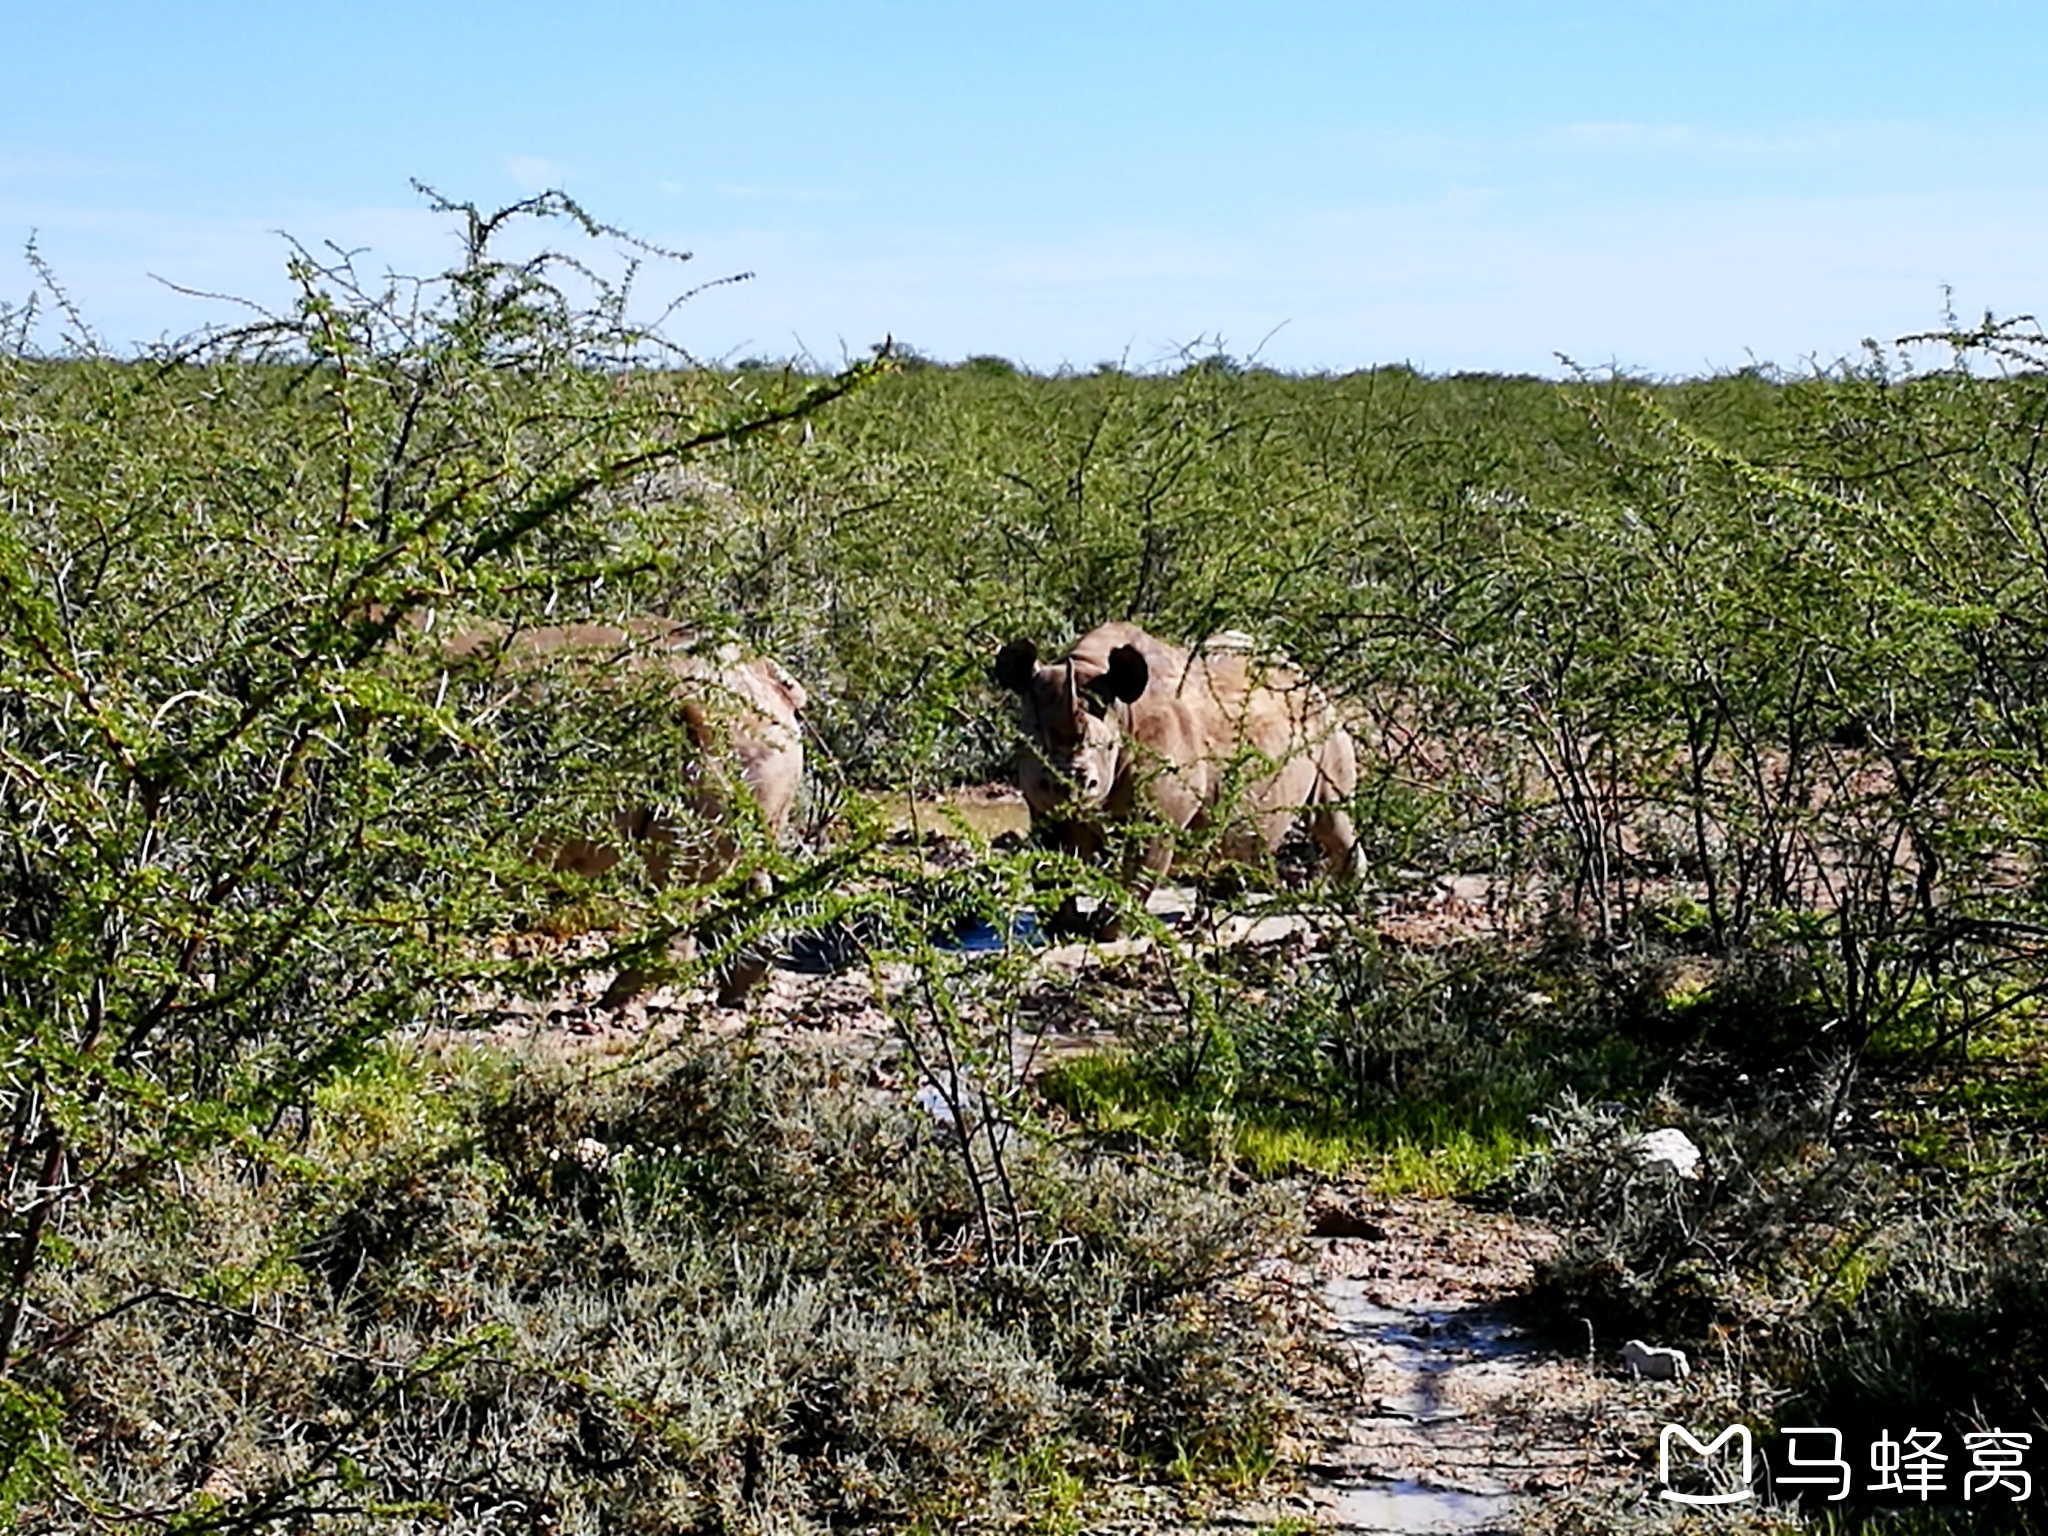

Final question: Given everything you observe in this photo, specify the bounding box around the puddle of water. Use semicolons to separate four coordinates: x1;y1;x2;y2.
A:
1373;1391;1465;1424
935;913;1044;954
778;914;890;974
1320;1480;1517;1534
777;907;1044;972
1323;1283;1530;1369
1330;1300;1415;1330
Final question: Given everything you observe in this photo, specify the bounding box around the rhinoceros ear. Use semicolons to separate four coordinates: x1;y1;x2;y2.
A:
994;639;1039;694
1094;643;1151;704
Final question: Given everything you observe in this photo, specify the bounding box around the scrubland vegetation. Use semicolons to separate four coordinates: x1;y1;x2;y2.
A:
4;195;2048;1530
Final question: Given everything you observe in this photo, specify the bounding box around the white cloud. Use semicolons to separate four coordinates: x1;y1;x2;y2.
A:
1331;117;2039;185
6;183;2045;376
650;185;2048;376
0;201;457;348
1544;121;1714;151
979;229;1235;286
711;184;858;205
0;153;126;181
506;156;564;192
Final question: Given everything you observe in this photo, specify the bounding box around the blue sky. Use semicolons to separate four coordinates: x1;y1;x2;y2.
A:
5;1;2046;375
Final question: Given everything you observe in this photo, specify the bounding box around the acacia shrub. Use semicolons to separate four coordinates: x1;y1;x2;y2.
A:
0;192;874;1485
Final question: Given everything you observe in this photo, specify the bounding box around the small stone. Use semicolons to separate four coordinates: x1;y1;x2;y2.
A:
1629;1128;1703;1180
1309;1205;1388;1240
1621;1338;1691;1380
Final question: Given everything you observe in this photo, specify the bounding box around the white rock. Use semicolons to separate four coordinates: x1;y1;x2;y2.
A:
1438;873;1493;903
1622;1339;1691;1381
1215;912;1316;947
1143;885;1200;920
1040;937;1154;971
1629;1127;1703;1180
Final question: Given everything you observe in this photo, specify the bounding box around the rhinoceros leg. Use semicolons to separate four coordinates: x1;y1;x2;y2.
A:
1310;802;1363;884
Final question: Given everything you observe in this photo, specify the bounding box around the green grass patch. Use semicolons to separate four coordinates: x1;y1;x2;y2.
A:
1040;1048;1542;1194
1936;1063;2048;1123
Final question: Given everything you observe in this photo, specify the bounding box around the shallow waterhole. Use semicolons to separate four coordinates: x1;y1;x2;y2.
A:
1308;1271;1548;1531
1318;1479;1519;1534
1323;1279;1534;1373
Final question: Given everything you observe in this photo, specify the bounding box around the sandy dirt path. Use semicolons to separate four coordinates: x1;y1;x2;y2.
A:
1226;1197;1675;1535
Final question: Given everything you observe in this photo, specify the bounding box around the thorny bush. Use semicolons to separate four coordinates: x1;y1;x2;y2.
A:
0;190;876;1487
20;1037;1294;1532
